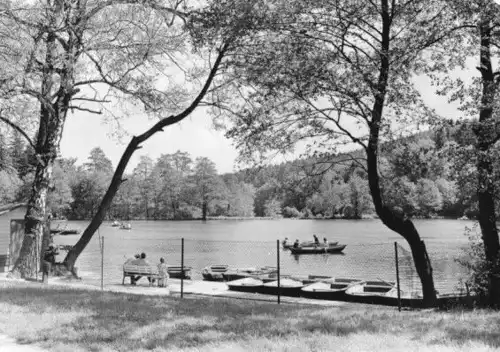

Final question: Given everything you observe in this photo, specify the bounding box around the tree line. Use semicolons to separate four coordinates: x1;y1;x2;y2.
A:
2;122;497;221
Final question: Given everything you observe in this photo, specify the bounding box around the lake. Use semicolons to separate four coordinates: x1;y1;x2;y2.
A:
51;219;478;294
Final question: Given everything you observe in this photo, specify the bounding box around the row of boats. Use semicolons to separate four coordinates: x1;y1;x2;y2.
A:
201;264;415;305
200;264;465;307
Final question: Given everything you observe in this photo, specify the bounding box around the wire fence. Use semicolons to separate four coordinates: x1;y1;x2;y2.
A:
52;235;469;307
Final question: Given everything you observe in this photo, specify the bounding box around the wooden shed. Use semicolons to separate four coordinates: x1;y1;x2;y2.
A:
0;203;27;272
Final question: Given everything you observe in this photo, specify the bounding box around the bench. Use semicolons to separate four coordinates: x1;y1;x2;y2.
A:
123;264;160;286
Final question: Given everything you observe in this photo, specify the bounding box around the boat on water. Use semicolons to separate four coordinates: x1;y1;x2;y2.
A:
167;266;192;279
226;277;264;293
58;229;81;235
301;278;363;300
345;280;395;304
259;278;305;297
290;244;346;254
111;220;121;227
202;264;230;281
283;241;338;250
222;266;278;282
119;223;132;230
50;224;80;235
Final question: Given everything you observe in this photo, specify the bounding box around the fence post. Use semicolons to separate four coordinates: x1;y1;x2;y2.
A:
181;238;184;299
101;236;104;291
394;242;401;312
277;239;281;305
35;233;38;282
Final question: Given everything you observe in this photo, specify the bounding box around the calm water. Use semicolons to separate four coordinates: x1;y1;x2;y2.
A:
52;219;478;293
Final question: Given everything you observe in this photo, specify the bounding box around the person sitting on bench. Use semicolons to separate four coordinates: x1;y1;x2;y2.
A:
125;253;140;265
130;252;154;285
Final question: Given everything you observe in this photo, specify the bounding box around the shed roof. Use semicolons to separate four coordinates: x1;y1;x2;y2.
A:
0;203;27;216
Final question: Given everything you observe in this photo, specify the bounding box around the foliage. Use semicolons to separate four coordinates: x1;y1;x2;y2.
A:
263;198;282;218
457;223;500;304
0;170;21;203
282;206;301;218
2;127;497;220
46;160;74;218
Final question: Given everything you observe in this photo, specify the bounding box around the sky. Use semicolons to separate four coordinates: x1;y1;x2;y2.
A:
59;107;240;174
58;74;463;176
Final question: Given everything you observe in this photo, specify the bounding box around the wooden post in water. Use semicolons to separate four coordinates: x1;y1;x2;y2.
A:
101;237;104;291
394;242;401;312
277;240;281;305
181;238;184;298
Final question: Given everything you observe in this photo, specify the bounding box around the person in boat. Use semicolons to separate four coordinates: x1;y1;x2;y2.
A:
157;257;169;288
283;237;289;247
323;237;329;247
293;239;300;248
130;252;154;285
313;234;320;246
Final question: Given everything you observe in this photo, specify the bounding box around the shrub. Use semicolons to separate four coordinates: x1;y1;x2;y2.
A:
456;223;500;306
301;208;313;219
282;206;301;218
175;206;202;220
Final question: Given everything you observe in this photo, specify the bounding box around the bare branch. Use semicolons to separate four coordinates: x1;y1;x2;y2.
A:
0;111;36;151
83;0;188;25
69;106;103;114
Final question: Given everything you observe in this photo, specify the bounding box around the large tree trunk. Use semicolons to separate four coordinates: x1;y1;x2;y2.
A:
10;6;72;277
365;0;437;307
367;142;437;307
202;201;208;221
11;163;52;278
475;18;500;307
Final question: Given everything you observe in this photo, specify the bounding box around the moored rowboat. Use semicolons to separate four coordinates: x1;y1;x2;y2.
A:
226;278;264;293
301;278;363;300
222;266;278;282
259;278;305;297
202;264;230;281
167;266;192;279
345;280;395;304
288;274;334;285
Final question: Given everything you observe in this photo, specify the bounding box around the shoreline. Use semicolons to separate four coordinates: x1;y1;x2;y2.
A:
53;215;476;222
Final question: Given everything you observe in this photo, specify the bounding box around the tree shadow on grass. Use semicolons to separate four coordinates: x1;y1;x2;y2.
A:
3;284;500;351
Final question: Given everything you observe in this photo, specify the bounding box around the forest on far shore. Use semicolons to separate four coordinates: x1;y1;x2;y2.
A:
0;121;497;221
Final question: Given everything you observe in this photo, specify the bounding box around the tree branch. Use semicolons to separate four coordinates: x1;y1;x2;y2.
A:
69;106;103;114
0;111;36;151
136;42;230;144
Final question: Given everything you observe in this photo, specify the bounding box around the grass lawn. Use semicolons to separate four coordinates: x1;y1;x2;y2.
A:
0;281;499;352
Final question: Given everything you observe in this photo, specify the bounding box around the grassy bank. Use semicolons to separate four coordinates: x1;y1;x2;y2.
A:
0;281;499;352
